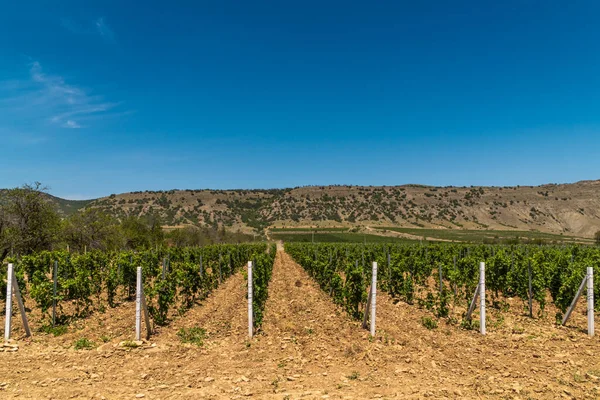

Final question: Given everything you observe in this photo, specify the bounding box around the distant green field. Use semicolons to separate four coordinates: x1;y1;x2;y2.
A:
374;227;590;243
271;232;414;243
270;227;350;232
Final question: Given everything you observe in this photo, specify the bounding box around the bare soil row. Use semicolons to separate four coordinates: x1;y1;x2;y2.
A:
0;248;598;399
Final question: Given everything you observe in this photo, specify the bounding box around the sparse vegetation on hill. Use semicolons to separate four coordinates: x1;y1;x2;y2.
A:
78;181;600;238
4;180;600;248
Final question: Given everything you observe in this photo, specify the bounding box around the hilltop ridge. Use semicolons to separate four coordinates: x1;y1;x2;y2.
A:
38;179;600;238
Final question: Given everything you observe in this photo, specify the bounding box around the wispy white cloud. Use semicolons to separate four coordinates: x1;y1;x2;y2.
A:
95;18;115;42
0;61;127;131
63;120;82;129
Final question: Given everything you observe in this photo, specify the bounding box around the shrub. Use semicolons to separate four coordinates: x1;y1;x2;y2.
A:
177;327;206;346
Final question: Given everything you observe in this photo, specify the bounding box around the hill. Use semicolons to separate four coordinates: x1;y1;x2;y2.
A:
0;189;92;217
69;180;600;238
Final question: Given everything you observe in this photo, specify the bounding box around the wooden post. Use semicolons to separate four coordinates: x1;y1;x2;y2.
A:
453;256;458;296
219;254;222;283
480;262;486;335
12;273;31;337
562;274;587;326
528;260;533;318
587;267;594;337
162;258;166;280
199;255;203;278
439;264;443;295
52;260;58;327
141;291;151;340
248;261;253;338
362;285;372;329
136;267;142;341
4;263;14;341
387;252;391;286
466;284;480;320
370;262;377;337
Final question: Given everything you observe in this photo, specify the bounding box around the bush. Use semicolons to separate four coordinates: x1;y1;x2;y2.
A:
177;327;206;346
74;337;95;350
421;316;438;330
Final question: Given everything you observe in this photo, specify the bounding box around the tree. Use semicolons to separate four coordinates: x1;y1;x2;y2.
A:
62;208;121;252
0;182;61;259
120;214;165;250
120;216;152;250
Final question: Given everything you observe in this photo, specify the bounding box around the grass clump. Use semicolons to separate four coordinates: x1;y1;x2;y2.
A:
177;327;206;346
421;316;438;330
39;324;68;336
74;337;95;350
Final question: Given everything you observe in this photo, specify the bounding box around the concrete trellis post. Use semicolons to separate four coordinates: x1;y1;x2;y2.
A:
4;263;30;340
136;267;142;341
587;267;594;337
480;262;486;335
4;263;14;341
135;267;151;341
248;261;253;338
370;262;377;337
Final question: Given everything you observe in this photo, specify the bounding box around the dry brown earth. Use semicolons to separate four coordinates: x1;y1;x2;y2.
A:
85;180;600;238
0;249;599;399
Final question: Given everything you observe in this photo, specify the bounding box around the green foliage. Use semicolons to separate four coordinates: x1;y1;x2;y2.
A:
421;316;438;330
74;337;95;350
177;327;206;346
285;242;600;329
62;208;122;252
347;371;360;380
39;324;68;336
250;245;276;330
11;243;269;329
0;182;61;260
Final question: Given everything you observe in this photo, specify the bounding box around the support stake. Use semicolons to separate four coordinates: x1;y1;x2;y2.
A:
12;273;31;337
587;267;594;337
248;261;253;338
370;262;377;337
4;263;14;341
136;267;142;341
562;274;588;326
480;262;486;335
528;260;533;318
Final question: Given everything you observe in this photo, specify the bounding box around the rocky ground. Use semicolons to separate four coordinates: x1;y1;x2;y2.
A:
0;247;599;399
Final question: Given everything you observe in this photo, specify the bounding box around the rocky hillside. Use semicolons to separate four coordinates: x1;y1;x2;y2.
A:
76;180;600;238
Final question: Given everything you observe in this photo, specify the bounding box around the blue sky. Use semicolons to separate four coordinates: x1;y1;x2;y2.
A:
1;1;600;199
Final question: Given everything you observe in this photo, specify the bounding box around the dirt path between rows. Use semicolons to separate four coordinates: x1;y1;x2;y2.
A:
0;248;598;399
